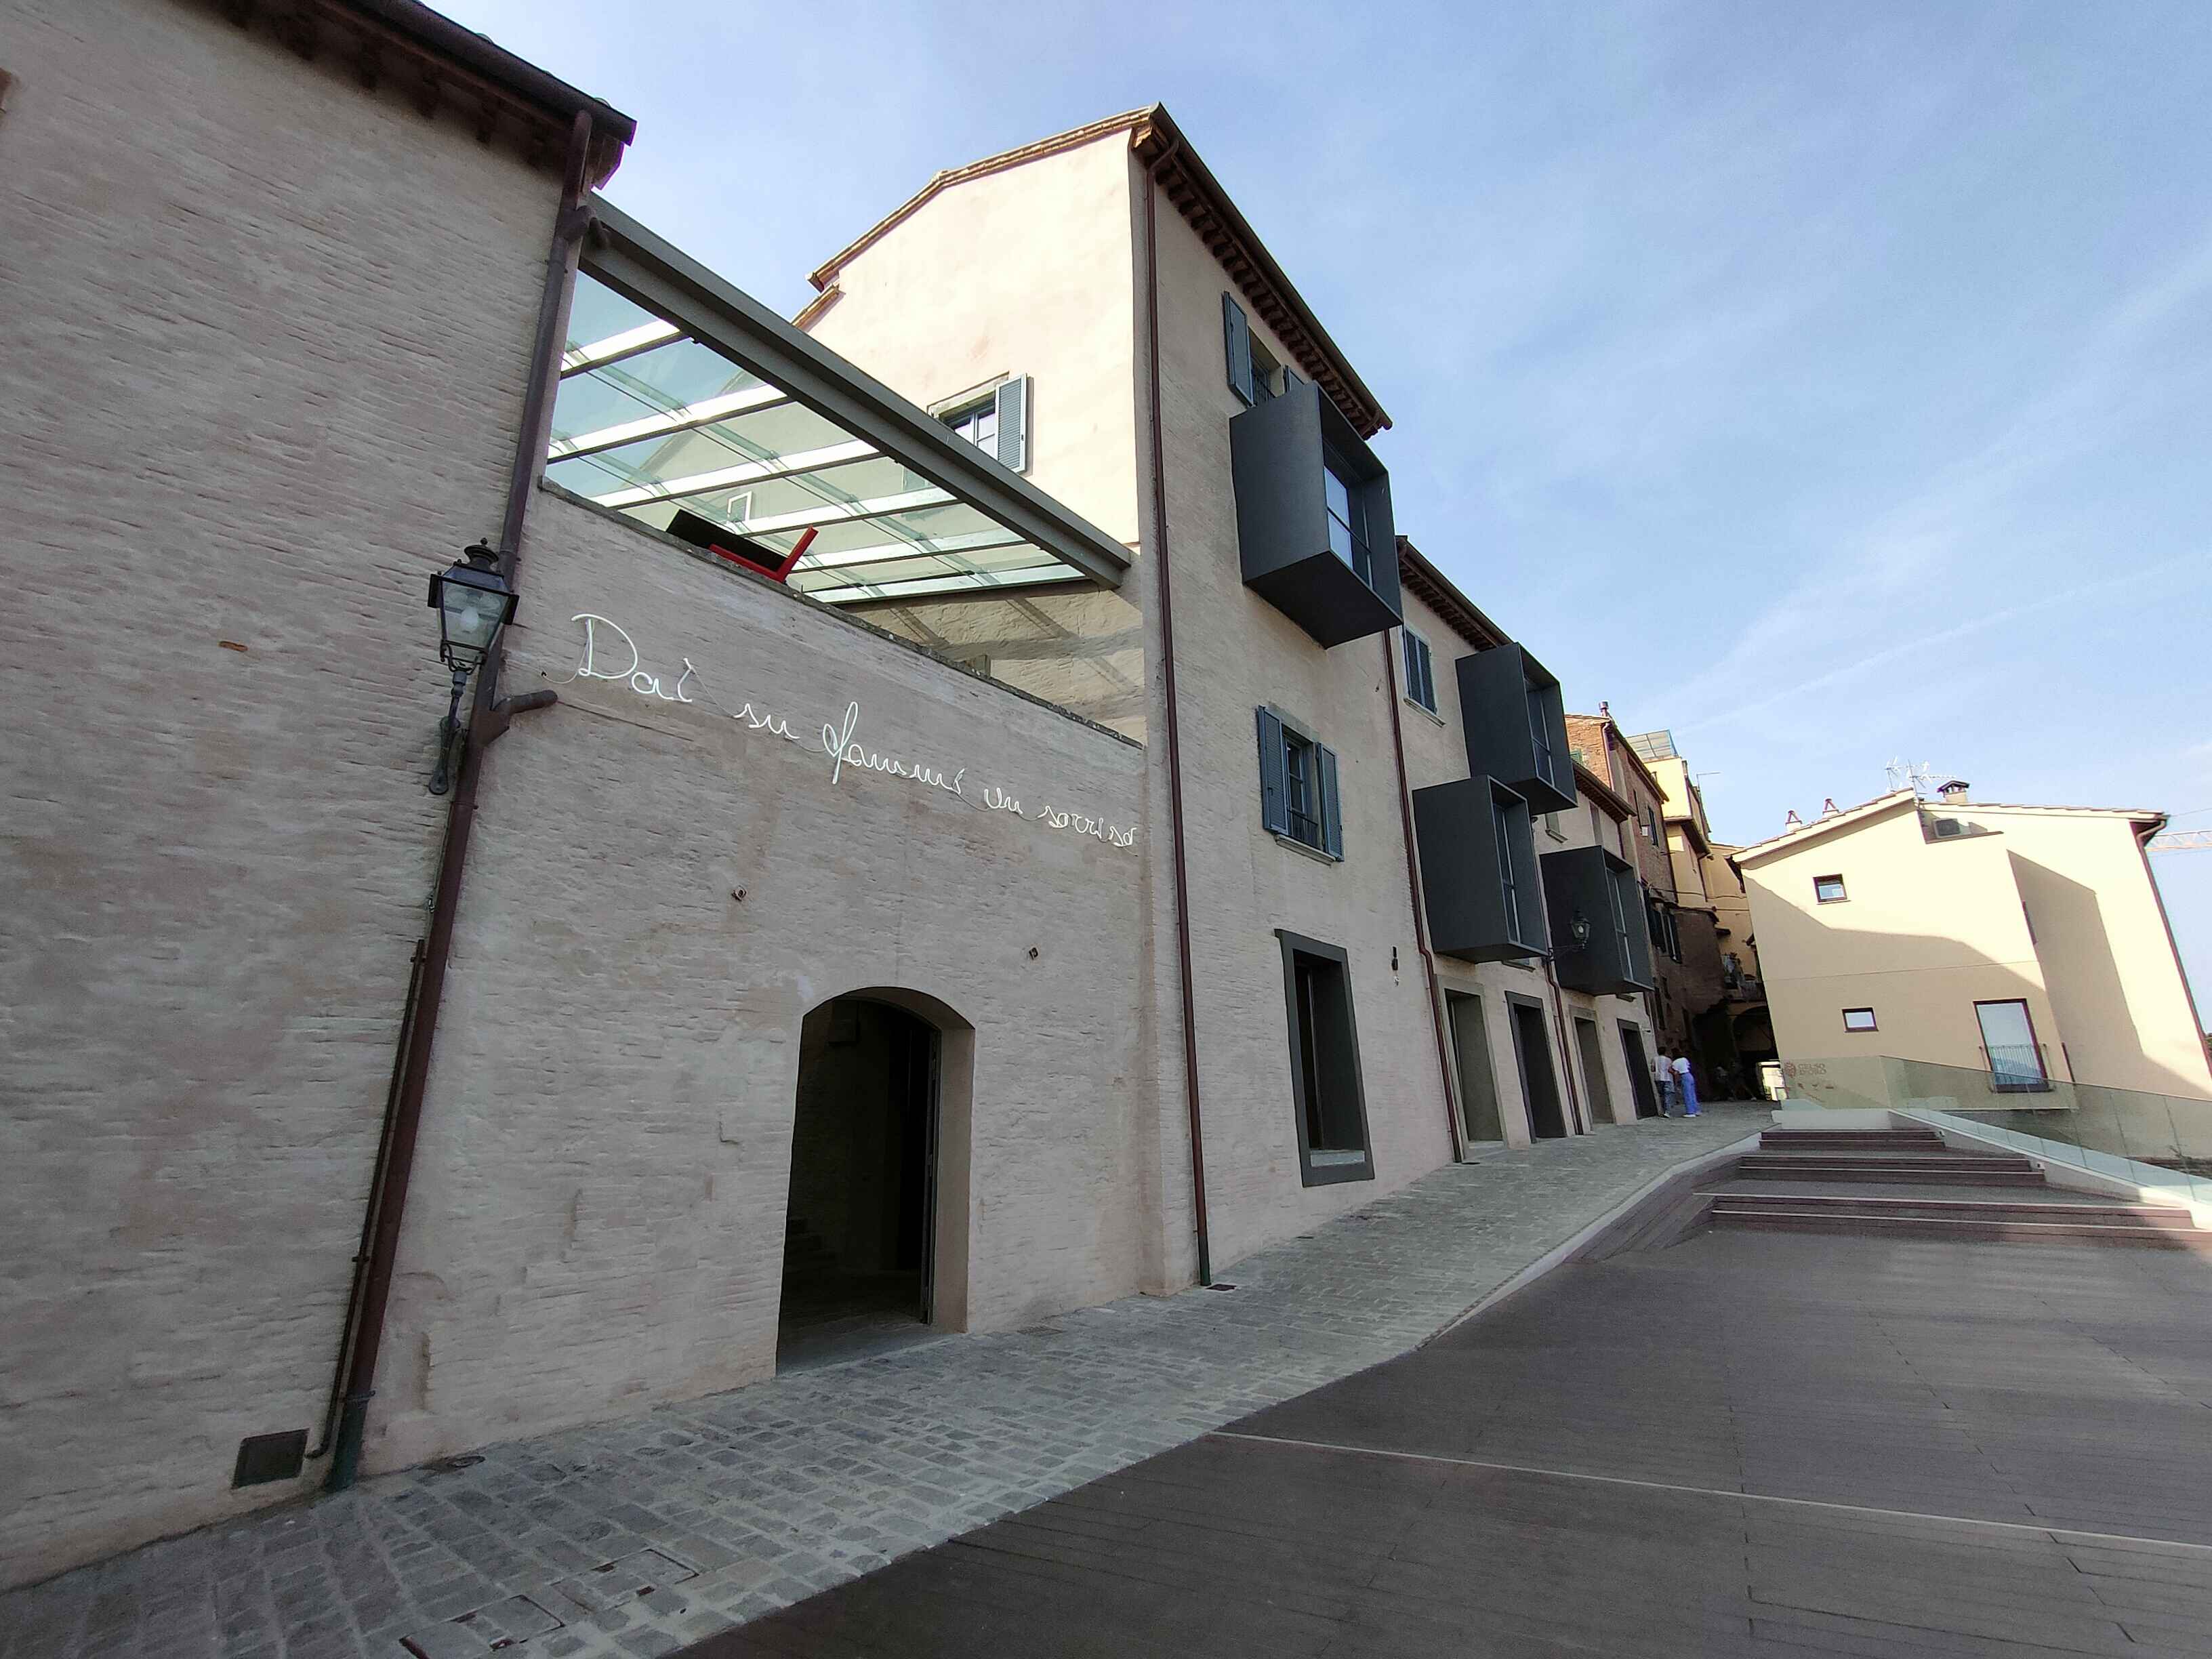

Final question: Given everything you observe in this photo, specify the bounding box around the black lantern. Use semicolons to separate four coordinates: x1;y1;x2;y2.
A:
430;541;518;672
1568;909;1592;950
426;541;518;795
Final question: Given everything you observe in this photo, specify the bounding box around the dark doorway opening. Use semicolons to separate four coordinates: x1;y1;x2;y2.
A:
1573;1017;1614;1127
1509;996;1567;1139
1277;930;1374;1185
1446;991;1505;1143
779;996;938;1366
1620;1022;1660;1119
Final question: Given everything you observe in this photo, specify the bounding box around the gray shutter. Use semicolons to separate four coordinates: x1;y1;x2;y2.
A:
1318;744;1343;858
1223;293;1254;405
1256;706;1288;836
1282;366;1302;388
994;375;1029;472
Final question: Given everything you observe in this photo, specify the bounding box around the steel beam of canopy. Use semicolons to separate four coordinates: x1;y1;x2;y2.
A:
583;199;1130;594
590;437;878;508
551;382;790;461
800;527;1028;572
800;563;1082;605
560;318;680;376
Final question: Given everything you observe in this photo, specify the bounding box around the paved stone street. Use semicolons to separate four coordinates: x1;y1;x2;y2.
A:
2;1109;1758;1659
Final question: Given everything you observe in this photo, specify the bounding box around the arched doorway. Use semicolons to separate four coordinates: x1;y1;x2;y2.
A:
779;989;967;1367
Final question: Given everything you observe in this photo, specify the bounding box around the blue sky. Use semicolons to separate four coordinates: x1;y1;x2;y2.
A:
445;0;2212;1012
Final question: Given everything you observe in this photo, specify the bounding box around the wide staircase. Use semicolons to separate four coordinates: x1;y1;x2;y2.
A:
1708;1124;2209;1248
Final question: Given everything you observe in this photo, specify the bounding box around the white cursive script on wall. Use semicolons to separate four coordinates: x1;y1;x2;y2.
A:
563;614;1136;849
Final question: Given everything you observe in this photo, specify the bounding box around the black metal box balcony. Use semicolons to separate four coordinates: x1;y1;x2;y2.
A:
1455;642;1576;814
1542;845;1654;994
1412;776;1549;964
1228;380;1400;649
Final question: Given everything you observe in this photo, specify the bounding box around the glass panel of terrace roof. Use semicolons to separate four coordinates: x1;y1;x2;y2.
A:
552;270;1101;605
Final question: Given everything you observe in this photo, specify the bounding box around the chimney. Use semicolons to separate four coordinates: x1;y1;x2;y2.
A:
1820;798;1840;818
1784;809;1804;833
1599;699;1611;718
1937;779;1969;804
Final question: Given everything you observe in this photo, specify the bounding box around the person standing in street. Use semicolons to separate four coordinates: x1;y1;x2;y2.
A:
1671;1051;1700;1117
1654;1048;1674;1117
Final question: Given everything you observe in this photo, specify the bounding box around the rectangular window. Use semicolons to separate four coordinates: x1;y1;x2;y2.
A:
942;398;998;453
1324;458;1372;586
1401;628;1437;712
1814;874;1848;904
939;377;1029;473
1256;707;1343;859
1975;999;2049;1091
1843;1006;1876;1032
1527;682;1555;787
1543;811;1566;842
1278;931;1374;1185
1250;335;1281;404
1496;802;1523;940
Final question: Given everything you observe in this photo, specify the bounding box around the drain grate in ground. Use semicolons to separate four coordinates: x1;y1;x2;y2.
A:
398;1548;699;1655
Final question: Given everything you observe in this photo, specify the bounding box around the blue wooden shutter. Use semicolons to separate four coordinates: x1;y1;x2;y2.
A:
1223;293;1255;405
1317;744;1343;858
1256;707;1288;836
994;375;1029;472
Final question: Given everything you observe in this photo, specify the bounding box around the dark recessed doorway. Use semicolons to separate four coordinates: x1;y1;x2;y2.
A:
1508;995;1568;1140
779;995;939;1368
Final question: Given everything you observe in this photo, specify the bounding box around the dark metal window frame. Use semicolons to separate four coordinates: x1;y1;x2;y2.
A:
1841;1006;1878;1033
1974;996;2053;1092
1275;930;1375;1186
1258;704;1343;861
1814;874;1849;904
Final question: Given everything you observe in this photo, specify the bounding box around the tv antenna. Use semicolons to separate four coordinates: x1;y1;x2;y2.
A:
1883;758;1944;797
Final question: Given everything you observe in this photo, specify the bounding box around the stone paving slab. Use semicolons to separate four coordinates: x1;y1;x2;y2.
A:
1;1108;1759;1659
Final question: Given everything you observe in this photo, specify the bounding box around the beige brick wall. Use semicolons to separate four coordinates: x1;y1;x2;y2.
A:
365;491;1153;1473
801;138;1465;1279
0;0;559;1583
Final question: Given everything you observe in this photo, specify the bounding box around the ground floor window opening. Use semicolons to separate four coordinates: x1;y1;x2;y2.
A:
1447;989;1506;1143
1278;930;1374;1185
1574;1016;1614;1126
1619;1022;1660;1118
1509;995;1568;1139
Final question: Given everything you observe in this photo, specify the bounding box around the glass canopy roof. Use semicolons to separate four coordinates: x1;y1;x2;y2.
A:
549;272;1089;605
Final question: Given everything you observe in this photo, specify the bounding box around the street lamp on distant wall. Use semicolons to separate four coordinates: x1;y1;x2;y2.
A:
1568;910;1592;951
426;541;518;794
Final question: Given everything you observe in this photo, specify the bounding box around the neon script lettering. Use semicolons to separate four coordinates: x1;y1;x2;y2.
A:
565;614;1134;851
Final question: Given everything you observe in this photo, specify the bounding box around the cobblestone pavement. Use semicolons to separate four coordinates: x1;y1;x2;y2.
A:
3;1108;1760;1659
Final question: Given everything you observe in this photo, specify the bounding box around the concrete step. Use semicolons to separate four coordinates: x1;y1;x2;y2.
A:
1736;1155;2044;1186
1711;1206;2211;1249
1759;1129;1946;1150
1711;1192;2198;1229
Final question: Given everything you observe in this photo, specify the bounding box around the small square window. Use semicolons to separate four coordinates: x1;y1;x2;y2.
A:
1842;1007;1877;1032
1814;874;1848;904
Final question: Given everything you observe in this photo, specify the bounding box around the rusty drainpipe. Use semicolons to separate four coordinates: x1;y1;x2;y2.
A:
1381;630;1463;1158
1141;131;1212;1287
323;111;592;1492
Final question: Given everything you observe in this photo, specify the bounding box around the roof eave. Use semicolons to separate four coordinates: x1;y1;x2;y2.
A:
802;104;1391;439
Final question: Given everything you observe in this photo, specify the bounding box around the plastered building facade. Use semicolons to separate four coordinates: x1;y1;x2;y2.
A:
3;7;1675;1589
1738;790;2211;1101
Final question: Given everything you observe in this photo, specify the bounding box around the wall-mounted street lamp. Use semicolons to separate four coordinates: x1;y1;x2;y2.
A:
426;541;518;795
1568;909;1592;950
